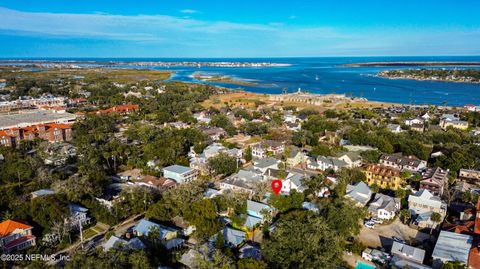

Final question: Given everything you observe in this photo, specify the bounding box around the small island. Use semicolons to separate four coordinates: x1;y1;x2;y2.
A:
192;72;258;86
378;69;480;84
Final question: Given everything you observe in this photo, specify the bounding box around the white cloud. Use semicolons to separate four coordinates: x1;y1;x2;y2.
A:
180;9;199;14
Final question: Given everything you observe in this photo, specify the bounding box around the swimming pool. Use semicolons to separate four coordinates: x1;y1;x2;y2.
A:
355;261;376;269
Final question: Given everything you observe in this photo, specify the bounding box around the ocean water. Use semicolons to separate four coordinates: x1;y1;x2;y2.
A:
7;56;480;106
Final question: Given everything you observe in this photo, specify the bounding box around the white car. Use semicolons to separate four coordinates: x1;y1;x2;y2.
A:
371;218;383;224
364;221;375;229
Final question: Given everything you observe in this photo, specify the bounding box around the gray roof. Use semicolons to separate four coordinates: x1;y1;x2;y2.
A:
286;172;306;191
0;110;76;130
368;193;400;213
247;200;271;214
163;164;193;175
254;157;279;169
222;169;263;189
432;231;472;264
346;181;372;205
239;243;261;260
31;189;55;197
391;241;425;264
222;227;246;247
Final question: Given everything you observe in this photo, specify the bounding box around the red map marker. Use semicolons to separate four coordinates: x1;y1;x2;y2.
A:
271;179;282;195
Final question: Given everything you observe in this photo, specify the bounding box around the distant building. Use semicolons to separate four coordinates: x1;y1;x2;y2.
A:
345;181;372;206
432;231;472;268
420;167;449;196
367;193;400;220
387;124;403;133
364;164;403;190
379;153;427;172
162;165;198;184
220;169;264;197
251;140;285;159
314;155;348;172
133;219;178;241
439;114;468;131
408;190;447;229
66;204;90;229
459;169;480;185
94;104;139;115
0;220;36;253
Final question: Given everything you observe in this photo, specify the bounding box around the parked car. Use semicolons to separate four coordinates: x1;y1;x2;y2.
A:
371;218;383;224
392;236;406;244
364;221;375;229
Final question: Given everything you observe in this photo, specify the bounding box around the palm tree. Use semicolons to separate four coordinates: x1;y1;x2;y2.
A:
430;212;442;234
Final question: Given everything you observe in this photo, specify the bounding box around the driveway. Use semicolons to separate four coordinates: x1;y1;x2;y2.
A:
358;218;431;250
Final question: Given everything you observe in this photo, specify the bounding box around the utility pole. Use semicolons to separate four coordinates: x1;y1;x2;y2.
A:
78;218;84;249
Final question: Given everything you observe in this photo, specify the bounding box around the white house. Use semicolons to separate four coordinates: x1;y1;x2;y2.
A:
367;193;400;220
281;172;306;194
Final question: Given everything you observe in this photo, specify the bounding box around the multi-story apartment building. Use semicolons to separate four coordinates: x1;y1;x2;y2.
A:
163;165;199;184
379;153;427;172
420;167;449;196
364;164;403;190
459;169;480;184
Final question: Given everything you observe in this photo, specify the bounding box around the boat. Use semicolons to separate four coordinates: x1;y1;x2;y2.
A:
315;74;319;80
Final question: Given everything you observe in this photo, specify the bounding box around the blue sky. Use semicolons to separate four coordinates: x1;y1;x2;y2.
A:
0;0;479;58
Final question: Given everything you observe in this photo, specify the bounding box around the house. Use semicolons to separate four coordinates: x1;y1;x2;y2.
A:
285;122;301;132
0;220;36;253
216;227;246;248
251;140;285;158
95;104;139;115
387;124;402;133
379;153;427;172
368;193;401;220
408;190;447;228
102;236;145;252
420;167;449;196
199;126;227;141
391;241;426;265
432;231;473;268
252;158;280;173
133;219;178;241
306;157;321;170
286;147;306;167
135;176;176;191
281;172;306;194
66;204;90;229
345;181;372;206
405;118;425;126
302;202;320;214
319;130;340;145
30;188;55;199
193;112;212;124
220;169;264;196
239;243;262;260
336;151;363;168
315;156;348;172
362;248;390;264
162;165;198;184
459;169;480;185
440;114;469;131
411;123;425;133
364;164;403;190
189;143;242;174
246;200;272;221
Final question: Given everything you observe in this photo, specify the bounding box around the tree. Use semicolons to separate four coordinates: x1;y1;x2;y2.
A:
237;258;268;269
215;231;224;249
268;191;304;213
360;150;382;164
29;195;69;230
262;210;342;268
185;199;221;240
244;146;253;162
208;153;238;176
399;209;411;224
323;198;366;239
370;183;380;193
395;188;407;199
430;212;442;234
441;261;467;269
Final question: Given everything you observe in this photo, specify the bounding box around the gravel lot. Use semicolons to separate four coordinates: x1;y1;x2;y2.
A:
358;218;431;250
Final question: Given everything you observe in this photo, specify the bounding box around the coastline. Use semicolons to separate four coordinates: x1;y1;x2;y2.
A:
343;61;480;67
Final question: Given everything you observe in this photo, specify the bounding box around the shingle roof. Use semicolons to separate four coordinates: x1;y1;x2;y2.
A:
391;241;425;263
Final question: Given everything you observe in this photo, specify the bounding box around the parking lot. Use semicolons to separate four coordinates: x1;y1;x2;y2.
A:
358;218;431;250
